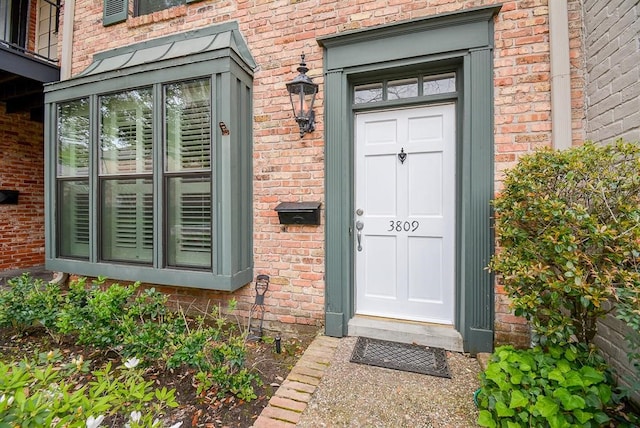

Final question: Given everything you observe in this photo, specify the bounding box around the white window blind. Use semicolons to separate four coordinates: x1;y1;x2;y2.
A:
74;191;90;246
179;100;210;170
115;108;152;173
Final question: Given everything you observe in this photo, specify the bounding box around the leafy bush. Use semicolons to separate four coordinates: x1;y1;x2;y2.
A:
165;301;261;401
477;345;614;428
489;140;640;346
56;277;137;349
0;351;178;427
0;273;62;335
0;276;261;404
120;288;186;361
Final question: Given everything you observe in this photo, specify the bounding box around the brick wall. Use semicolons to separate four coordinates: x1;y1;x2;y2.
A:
492;0;584;347
28;0;38;52
58;0;585;343
594;308;640;407
584;0;640;143
584;0;640;406
0;103;46;271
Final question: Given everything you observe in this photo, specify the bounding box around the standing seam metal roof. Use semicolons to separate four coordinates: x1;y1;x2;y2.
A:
76;21;255;78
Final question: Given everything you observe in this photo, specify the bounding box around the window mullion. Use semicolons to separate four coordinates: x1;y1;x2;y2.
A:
89;94;99;263
153;83;164;269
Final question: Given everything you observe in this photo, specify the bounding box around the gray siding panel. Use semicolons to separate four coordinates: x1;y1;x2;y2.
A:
585;0;640;143
585;0;640;407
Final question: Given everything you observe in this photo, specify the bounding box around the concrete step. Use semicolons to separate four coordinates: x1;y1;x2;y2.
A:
348;315;464;352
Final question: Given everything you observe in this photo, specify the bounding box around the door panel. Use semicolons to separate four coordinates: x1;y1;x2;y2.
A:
355;104;456;324
363;235;397;299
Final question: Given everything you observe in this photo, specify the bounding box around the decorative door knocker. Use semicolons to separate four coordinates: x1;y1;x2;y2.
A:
398;148;407;164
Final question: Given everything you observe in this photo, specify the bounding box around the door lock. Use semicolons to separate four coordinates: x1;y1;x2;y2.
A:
356;208;364;216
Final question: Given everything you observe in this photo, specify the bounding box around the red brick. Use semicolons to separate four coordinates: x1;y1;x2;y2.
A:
259;406;302;424
0;104;45;271
252;415;296;428
8;0;587;346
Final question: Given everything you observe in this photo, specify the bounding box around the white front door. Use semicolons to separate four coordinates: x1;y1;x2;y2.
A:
355;104;456;324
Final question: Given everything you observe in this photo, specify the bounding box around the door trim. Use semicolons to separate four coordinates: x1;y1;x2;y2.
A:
319;5;499;354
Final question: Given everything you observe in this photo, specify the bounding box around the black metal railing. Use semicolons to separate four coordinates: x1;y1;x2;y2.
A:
0;0;60;63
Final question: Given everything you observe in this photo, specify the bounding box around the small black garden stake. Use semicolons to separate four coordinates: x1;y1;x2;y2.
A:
247;274;269;341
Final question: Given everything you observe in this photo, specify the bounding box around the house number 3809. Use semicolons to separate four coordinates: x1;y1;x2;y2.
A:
388;220;420;232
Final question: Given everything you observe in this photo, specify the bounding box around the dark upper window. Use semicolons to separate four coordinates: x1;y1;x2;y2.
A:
103;0;203;26
1;0;29;48
135;0;183;16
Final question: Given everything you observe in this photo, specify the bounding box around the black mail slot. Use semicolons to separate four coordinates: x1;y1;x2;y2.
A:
275;202;321;225
0;190;19;205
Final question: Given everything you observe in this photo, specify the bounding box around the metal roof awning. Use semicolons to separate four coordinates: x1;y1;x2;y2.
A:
73;21;255;82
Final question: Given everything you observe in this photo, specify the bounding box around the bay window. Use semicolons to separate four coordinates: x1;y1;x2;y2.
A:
165;79;212;269
100;88;154;264
44;23;254;290
57;98;90;259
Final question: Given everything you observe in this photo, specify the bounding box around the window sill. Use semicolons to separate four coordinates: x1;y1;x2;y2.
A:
46;258;253;292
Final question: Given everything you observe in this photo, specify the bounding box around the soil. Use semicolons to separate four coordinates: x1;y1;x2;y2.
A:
0;326;312;427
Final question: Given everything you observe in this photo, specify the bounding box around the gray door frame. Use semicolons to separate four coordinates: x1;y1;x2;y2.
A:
318;5;501;354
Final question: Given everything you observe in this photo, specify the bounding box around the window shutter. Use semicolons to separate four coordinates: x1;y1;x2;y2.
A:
103;0;128;26
74;192;90;247
178;185;211;253
114;189;153;251
61;184;89;258
115;108;152;173
173;178;211;267
179;100;210;169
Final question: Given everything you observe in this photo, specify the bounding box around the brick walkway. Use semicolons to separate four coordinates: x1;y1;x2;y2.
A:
252;335;340;427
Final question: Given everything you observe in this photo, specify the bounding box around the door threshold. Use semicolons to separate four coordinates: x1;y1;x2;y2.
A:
348;315;464;353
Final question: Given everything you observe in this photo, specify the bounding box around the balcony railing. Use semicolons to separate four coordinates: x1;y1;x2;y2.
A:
0;0;60;64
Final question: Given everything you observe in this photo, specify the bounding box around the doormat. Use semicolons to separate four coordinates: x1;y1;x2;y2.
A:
350;337;451;378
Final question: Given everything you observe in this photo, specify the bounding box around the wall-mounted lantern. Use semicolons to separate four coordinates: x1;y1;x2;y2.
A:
286;54;318;138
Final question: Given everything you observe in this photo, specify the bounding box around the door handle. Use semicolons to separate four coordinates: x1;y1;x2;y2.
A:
355;221;364;251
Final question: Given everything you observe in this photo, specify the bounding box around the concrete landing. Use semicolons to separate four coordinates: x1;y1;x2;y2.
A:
347;315;464;353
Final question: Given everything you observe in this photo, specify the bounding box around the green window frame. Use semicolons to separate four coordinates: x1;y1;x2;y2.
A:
57;98;90;259
44;23;255;291
99;88;155;264
164;79;213;269
55;82;215;269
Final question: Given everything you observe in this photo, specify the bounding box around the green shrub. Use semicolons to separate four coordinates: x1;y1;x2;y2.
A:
477;345;614;428
119;288;186;361
0;273;62;335
165;301;262;401
489;140;640;346
56;278;137;349
1;276;261;403
0;351;178;427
